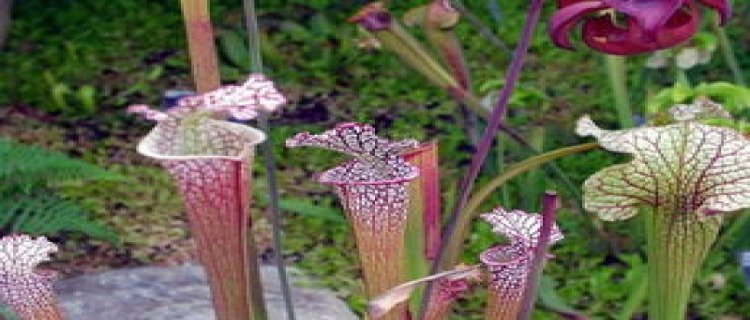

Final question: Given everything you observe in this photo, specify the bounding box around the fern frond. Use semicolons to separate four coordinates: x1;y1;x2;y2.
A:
0;195;118;244
0;138;123;193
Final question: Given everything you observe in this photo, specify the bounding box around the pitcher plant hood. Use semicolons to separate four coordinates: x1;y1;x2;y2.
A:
576;101;750;220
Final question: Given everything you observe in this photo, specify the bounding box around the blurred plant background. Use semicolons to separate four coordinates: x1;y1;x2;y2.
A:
1;0;750;318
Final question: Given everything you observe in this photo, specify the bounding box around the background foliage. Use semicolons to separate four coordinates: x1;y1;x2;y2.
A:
1;0;750;318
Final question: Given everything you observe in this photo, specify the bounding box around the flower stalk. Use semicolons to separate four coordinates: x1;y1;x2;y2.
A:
518;192;559;319
604;55;634;128
711;13;745;86
403;142;442;261
421;0;479;144
179;0;221;93
350;2;457;94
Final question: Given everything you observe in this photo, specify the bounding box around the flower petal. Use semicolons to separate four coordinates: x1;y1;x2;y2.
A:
549;0;609;50
581;17;655;55
654;3;701;48
578;115;750;219
604;0;683;38
582;5;698;56
591;17;670;54
348;2;393;31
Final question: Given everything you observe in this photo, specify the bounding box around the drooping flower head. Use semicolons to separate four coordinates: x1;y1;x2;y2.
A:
479;208;564;320
0;235;63;320
349;2;393;31
577;100;750;220
550;0;731;55
286;123;419;320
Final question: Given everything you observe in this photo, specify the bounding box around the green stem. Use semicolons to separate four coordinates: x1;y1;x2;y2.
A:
712;14;746;86
605;55;633;128
496;129;512;208
405;189;428;312
644;209;722;320
675;68;690;87
523;126;546;210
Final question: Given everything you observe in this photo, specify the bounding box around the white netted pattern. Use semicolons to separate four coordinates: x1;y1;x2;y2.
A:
0;235;60;319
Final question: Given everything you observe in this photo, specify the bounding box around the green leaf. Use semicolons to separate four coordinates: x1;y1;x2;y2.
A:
76;85;97;113
670;82;694;103
694;82;750;113
538;275;587;319
616;255;647;320
256;194;346;223
219;30;252;71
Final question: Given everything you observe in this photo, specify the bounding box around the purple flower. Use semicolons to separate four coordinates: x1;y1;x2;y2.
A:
550;0;730;55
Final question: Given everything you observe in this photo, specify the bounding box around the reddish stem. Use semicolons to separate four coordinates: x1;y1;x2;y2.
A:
518;191;559;319
179;0;221;93
404;142;442;260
